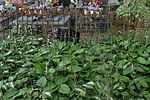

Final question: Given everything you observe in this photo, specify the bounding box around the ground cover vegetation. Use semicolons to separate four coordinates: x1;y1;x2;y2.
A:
0;35;149;100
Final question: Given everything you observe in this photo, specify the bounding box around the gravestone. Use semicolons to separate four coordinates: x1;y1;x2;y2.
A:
108;0;119;5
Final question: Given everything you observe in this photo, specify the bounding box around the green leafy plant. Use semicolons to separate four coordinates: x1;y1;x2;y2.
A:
116;0;150;21
0;35;149;100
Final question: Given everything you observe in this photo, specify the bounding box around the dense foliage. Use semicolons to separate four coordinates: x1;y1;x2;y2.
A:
0;36;150;100
116;0;150;21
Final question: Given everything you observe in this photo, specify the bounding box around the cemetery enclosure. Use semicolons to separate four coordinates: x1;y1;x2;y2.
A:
0;8;150;42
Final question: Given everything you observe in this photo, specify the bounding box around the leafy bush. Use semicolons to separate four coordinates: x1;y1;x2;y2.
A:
116;0;150;21
0;36;149;100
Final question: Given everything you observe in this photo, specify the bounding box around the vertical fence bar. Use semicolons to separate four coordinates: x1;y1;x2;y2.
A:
36;9;38;26
27;9;29;35
2;11;4;39
31;8;34;34
16;10;19;36
41;8;43;37
21;9;24;25
83;8;87;41
46;8;49;44
1;11;4;39
7;10;9;36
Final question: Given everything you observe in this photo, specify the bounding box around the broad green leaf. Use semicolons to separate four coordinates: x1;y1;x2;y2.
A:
13;88;27;98
0;54;4;60
9;82;14;88
148;57;150;64
121;91;129;96
83;81;95;89
48;68;55;74
120;76;130;82
15;68;26;75
53;58;60;63
123;66;132;75
86;81;94;86
139;80;148;88
33;92;39;98
58;57;71;70
72;66;82;72
146;47;150;53
32;57;43;63
4;88;18;98
22;62;33;67
4;51;12;56
83;84;93;89
61;57;71;65
112;73;120;79
44;92;52;97
26;49;34;53
58;84;70;94
75;88;85;93
2;85;7;90
144;92;150;98
116;61;123;69
71;59;78;65
74;88;85;96
33;63;45;69
130;53;138;58
123;62;131;69
135;67;144;72
92;65;105;73
58;65;67;71
137;57;148;65
57;41;66;50
87;56;96;63
148;57;150;61
113;83;119;89
141;53;149;57
142;66;149;71
46;82;57;91
40;47;50;55
36;77;47;87
33;63;45;74
15;78;28;85
6;59;15;62
104;49;111;53
55;76;67;85
74;49;84;54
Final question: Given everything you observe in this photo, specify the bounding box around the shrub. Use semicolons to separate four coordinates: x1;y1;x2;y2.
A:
0;35;149;100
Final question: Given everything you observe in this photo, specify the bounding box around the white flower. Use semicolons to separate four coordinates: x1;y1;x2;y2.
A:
0;5;4;11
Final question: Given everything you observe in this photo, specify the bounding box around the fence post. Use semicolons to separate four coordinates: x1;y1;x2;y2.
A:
16;10;19;36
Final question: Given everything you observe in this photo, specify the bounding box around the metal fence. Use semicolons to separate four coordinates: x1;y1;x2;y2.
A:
0;8;150;42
